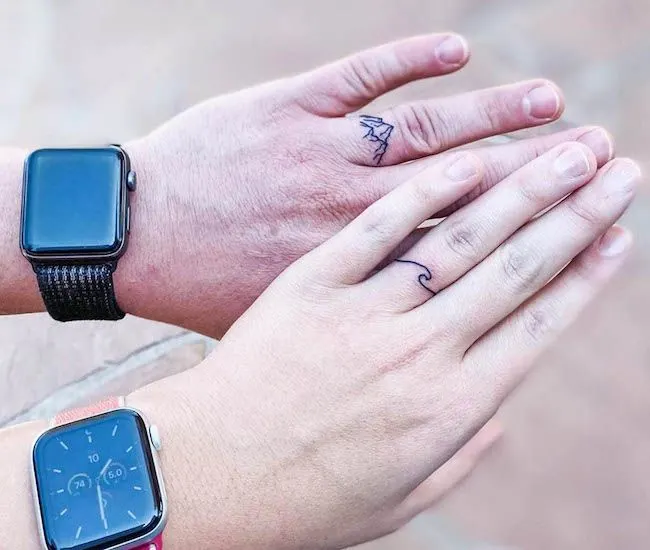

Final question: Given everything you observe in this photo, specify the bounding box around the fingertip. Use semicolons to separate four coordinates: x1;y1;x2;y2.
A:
600;157;642;197
552;141;599;177
522;79;565;121
443;151;485;185
597;224;634;258
434;33;470;68
576;126;615;166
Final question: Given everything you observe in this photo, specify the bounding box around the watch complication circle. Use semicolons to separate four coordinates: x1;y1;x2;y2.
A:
67;473;93;496
102;462;127;486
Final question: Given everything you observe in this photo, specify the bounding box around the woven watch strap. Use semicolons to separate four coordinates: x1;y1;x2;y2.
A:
34;263;125;321
51;396;125;426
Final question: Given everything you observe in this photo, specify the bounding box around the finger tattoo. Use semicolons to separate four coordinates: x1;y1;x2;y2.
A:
394;259;436;295
359;115;394;165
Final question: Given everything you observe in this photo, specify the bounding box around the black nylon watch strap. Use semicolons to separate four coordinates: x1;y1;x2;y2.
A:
34;263;125;321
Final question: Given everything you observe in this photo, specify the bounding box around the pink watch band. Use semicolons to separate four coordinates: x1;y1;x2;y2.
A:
51;397;164;550
51;396;125;426
134;534;163;549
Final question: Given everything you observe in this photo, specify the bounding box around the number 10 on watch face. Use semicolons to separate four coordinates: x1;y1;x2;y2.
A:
32;410;164;550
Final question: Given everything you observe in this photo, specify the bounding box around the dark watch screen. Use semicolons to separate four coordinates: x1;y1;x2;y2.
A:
33;410;163;550
22;148;124;256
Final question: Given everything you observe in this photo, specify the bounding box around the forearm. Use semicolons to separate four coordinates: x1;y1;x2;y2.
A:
0;148;44;315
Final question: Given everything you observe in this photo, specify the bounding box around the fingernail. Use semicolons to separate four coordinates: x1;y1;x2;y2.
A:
435;35;469;65
603;158;642;193
445;154;480;182
577;127;614;163
554;146;591;178
523;84;561;120
598;226;632;257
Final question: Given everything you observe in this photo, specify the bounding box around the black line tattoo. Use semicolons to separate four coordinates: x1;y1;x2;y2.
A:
359;115;394;165
394;259;436;295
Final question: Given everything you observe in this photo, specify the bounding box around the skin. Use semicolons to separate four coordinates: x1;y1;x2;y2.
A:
0;33;633;548
133;148;638;549
0;147;639;549
0;33;614;337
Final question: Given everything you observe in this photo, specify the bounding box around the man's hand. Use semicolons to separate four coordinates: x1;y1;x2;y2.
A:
118;33;614;337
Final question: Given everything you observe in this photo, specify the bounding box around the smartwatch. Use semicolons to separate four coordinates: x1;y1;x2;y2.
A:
20;146;136;321
31;398;167;550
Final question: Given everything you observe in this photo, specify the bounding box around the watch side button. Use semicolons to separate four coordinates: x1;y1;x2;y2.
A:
127;170;137;192
149;425;162;451
126;206;131;233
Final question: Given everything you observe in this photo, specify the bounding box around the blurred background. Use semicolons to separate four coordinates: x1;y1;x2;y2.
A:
1;1;649;548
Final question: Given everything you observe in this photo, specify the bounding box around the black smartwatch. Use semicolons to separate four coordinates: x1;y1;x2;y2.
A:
20;146;136;321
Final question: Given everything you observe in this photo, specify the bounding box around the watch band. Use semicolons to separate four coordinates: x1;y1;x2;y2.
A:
51;397;163;550
34;263;125;322
136;535;163;550
51;396;125;427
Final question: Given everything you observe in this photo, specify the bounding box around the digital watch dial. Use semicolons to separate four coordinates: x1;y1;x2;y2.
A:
32;406;166;550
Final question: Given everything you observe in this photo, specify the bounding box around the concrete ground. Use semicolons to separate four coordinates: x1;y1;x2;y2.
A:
1;1;649;548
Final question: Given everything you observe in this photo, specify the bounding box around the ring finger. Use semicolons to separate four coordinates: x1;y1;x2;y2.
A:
339;79;563;167
365;142;599;311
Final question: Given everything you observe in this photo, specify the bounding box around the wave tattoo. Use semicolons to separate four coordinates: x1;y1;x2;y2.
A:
394;259;436;295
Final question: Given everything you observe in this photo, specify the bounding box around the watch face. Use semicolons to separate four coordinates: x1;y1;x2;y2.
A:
33;410;164;550
21;148;127;259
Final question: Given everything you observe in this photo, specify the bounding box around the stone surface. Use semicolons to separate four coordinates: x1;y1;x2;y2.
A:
0;314;182;425
0;1;649;549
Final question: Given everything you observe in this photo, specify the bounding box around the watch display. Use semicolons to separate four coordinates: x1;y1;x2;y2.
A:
32;409;164;550
21;148;126;258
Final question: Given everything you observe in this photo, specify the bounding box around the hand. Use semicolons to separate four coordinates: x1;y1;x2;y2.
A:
119;33;615;337
130;144;639;549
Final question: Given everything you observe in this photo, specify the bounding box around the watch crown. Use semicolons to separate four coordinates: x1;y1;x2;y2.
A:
149;424;162;451
126;170;137;192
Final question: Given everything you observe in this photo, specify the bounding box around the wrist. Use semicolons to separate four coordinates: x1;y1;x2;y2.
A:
118;135;234;337
115;138;170;322
127;377;233;549
0;420;47;549
0;148;45;315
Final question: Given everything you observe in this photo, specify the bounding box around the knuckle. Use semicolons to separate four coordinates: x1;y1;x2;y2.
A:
566;196;603;228
522;306;555;343
443;218;485;260
499;244;545;293
409;176;438;205
391;103;448;154
517;176;548;206
477;96;508;131
343;55;382;101
359;205;395;247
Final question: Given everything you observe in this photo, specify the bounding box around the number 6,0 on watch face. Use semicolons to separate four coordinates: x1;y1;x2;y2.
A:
33;410;163;550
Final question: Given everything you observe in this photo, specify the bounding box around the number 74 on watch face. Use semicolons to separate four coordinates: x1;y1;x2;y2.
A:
32;409;165;550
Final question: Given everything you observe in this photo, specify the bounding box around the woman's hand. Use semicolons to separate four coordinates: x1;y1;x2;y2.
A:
130;143;638;549
118;32;615;337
